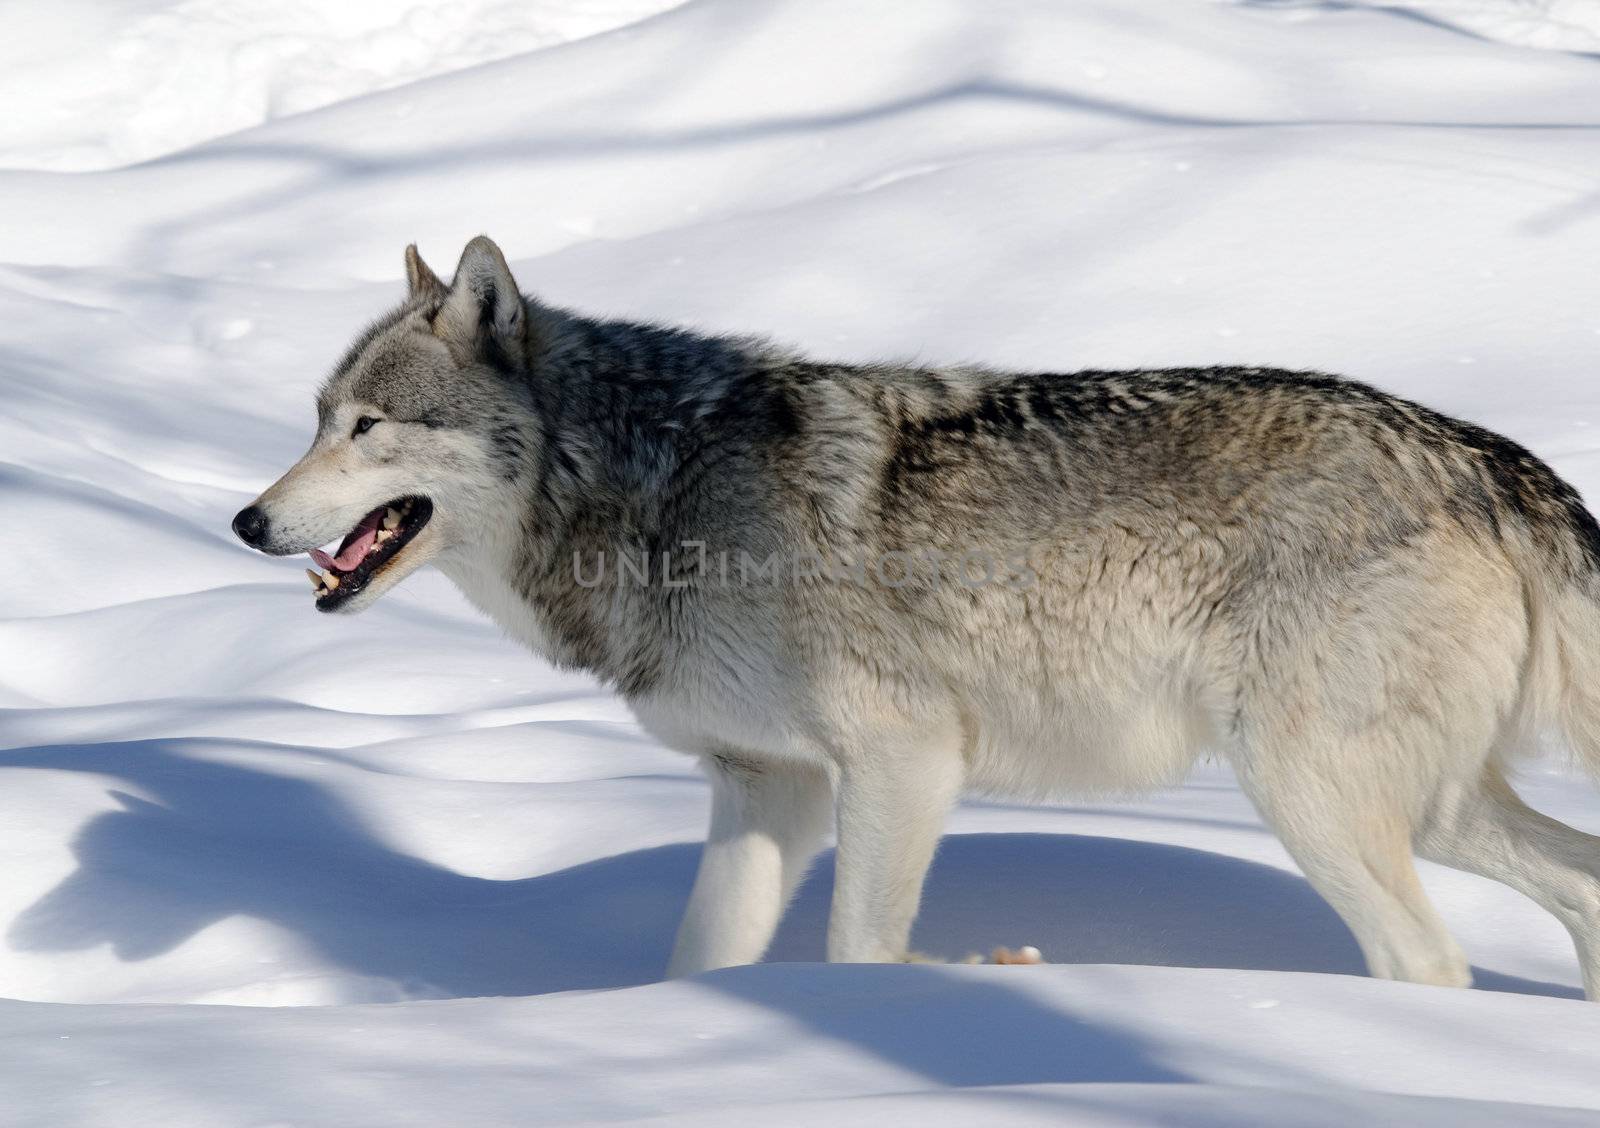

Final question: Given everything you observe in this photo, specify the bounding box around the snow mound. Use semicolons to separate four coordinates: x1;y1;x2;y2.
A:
0;0;685;171
5;965;1600;1127
1243;0;1600;53
3;0;1600;1123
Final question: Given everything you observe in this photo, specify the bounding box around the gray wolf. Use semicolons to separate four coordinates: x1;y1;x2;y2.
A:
234;236;1600;996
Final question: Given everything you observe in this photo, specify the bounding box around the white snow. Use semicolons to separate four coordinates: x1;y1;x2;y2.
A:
0;0;687;172
2;0;1600;1123
1318;0;1600;52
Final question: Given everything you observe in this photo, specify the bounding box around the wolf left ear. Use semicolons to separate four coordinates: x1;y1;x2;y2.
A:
434;235;529;372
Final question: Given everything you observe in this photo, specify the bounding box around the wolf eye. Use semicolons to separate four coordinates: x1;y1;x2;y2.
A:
352;415;379;438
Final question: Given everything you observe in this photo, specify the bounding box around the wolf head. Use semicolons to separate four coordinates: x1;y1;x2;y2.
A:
232;236;540;613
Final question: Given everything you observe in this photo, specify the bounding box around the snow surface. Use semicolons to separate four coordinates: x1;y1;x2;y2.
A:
0;0;687;172
3;0;1600;1123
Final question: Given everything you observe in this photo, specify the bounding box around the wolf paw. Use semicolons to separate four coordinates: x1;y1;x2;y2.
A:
900;945;1045;965
934;947;1049;966
981;945;1045;965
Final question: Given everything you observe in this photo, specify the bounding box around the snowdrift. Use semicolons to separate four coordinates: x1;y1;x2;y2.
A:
2;0;1600;1123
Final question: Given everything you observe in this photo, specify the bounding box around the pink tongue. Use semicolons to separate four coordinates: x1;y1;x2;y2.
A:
310;509;384;573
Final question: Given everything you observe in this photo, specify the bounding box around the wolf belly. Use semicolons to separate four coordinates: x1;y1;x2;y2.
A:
959;659;1219;798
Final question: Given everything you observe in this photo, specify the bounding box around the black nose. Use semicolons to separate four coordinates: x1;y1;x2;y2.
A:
232;505;269;548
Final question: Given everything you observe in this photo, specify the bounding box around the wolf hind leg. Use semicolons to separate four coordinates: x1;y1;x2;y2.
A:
1234;742;1471;989
1417;765;1600;999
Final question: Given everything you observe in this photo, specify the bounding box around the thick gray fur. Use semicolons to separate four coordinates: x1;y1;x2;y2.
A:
241;237;1600;994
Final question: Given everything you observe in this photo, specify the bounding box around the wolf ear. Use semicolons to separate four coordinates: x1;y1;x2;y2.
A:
404;243;446;303
434;235;528;371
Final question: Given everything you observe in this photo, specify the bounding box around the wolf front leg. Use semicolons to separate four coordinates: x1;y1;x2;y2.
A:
827;730;966;963
667;754;833;977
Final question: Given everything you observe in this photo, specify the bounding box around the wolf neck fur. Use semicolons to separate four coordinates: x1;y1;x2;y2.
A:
468;304;770;691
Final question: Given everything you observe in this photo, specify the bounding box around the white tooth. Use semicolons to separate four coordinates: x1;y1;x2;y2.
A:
376;528;393;544
324;572;340;590
383;508;400;530
305;569;322;590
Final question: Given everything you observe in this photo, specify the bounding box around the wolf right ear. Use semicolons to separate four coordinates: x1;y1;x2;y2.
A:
433;235;529;372
404;243;446;304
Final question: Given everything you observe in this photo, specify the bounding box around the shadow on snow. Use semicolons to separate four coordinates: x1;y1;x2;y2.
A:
0;739;1579;1004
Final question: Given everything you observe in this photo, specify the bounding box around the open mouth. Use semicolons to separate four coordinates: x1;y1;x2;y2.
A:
306;496;433;611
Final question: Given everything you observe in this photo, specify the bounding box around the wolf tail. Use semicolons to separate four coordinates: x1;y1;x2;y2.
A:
1525;566;1600;779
